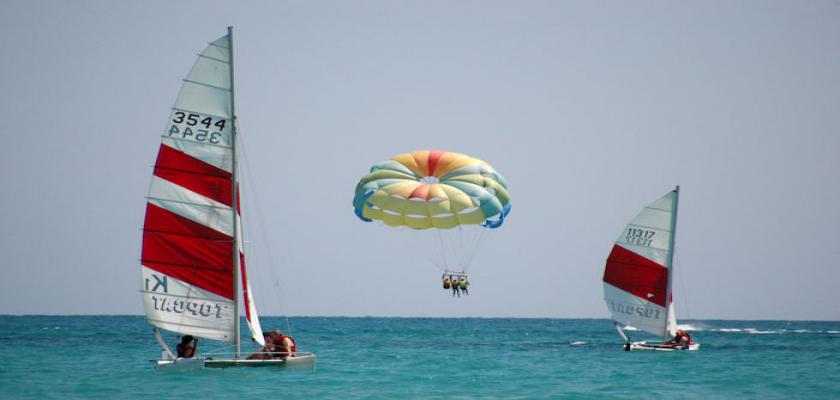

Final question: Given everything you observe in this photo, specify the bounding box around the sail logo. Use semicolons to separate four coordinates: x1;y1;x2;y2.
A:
143;273;225;319
609;301;662;319
146;274;168;293
150;295;224;319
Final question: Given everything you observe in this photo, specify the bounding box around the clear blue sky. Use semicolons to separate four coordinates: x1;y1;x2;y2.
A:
1;0;838;320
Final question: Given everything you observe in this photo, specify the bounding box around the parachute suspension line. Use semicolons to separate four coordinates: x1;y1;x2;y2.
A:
436;229;450;272
458;226;464;268
238;130;294;337
461;227;488;273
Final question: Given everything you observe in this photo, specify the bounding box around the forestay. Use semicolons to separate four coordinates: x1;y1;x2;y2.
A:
140;33;263;346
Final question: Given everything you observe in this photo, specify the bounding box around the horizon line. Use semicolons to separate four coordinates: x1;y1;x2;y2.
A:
1;314;838;322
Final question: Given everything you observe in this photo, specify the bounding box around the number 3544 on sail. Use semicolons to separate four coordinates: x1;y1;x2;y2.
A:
168;111;227;145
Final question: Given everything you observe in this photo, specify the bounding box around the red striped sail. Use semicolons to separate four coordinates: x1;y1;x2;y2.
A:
140;33;263;345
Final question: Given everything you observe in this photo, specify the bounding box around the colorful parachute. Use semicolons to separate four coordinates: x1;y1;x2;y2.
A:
353;150;511;230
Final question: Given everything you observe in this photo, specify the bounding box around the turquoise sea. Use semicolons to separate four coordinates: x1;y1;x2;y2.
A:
1;316;838;399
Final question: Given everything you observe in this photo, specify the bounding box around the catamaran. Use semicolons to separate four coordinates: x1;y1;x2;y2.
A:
140;27;317;369
602;186;699;351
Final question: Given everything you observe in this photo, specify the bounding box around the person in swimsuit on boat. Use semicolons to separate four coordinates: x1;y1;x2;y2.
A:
176;335;198;358
664;329;692;349
268;330;297;359
247;332;276;360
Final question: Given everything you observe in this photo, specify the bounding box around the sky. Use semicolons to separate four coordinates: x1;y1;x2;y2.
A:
1;0;838;320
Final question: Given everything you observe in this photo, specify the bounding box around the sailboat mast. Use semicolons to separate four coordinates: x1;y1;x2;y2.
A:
664;185;680;339
227;26;242;359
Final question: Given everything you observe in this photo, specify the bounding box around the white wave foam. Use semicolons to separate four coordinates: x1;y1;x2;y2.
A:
678;324;698;331
569;341;587;346
716;327;815;334
622;325;639;331
745;328;781;334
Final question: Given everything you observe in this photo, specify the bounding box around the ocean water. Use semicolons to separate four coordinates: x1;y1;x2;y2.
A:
0;316;838;399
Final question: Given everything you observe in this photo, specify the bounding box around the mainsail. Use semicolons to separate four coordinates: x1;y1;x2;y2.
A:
603;187;680;340
141;32;264;347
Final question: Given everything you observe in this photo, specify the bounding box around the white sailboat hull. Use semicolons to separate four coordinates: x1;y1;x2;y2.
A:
154;357;206;370
155;353;317;371
627;341;700;352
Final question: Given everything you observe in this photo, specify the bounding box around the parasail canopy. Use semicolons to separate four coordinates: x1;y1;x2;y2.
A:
353;150;511;230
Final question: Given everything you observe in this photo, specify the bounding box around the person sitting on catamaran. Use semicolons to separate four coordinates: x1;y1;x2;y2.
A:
664;329;692;349
268;330;297;359
176;335;198;358
247;332;273;360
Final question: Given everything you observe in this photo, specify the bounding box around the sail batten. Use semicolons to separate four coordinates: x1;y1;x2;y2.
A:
146;197;232;212
146;318;233;331
151;167;230;179
183;78;231;92
140;228;233;242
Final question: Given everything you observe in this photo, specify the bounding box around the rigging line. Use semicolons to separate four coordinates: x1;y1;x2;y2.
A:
674;250;692;321
458;225;464;267
237;122;294;336
462;227;487;272
436;229;449;270
462;227;473;271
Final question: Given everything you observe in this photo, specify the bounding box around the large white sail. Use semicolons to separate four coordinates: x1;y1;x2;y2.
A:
603;189;678;339
141;33;263;346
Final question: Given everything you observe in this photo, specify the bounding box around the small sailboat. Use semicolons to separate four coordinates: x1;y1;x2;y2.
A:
602;186;699;351
140;27;316;369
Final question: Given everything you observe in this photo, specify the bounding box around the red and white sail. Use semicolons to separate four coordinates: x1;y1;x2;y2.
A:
141;33;263;345
603;188;679;339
